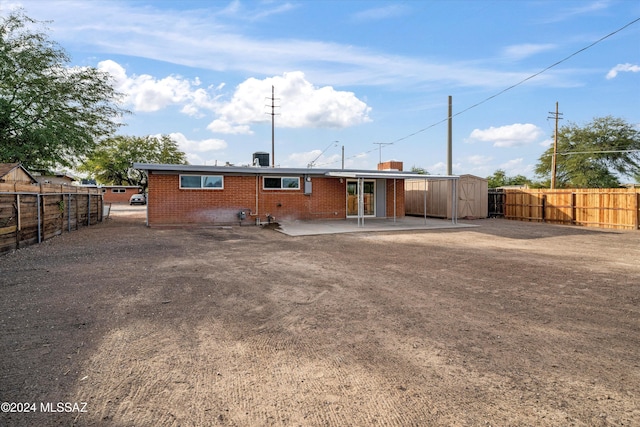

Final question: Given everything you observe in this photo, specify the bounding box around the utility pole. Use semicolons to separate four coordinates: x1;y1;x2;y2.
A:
548;102;563;189
265;86;280;168
447;95;453;175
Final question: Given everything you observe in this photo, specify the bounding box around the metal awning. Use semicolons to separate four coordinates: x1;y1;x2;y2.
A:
325;172;459;228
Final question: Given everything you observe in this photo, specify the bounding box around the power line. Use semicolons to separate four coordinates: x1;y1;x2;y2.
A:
317;16;640;168
557;149;640;156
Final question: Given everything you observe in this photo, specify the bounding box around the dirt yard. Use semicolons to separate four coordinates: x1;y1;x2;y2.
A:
1;206;639;426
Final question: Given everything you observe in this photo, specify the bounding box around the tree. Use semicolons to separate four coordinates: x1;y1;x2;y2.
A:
80;135;188;192
0;10;127;171
410;165;429;174
486;169;530;188
535;116;640;188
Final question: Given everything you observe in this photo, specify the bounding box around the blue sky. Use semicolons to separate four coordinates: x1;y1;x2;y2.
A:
5;0;640;178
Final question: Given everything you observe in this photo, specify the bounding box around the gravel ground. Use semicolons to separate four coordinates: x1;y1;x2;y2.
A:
1;206;639;426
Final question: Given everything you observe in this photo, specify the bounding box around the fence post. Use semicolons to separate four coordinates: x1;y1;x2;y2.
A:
37;194;42;243
541;195;546;223
571;192;576;225
15;194;20;249
75;193;79;230
635;192;639;230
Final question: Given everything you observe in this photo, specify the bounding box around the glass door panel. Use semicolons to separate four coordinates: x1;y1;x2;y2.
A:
346;180;375;217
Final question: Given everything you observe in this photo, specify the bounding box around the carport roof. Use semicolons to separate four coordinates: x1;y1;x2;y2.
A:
133;163;458;180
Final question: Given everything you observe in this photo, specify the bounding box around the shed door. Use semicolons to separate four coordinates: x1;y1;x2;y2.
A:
459;180;476;217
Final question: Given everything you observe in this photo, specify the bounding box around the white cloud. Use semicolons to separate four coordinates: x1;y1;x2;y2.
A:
539;138;554;148
208;71;372;134
468;123;545;148
606;63;640;79
351;4;409;22
166;132;227;153
541;0;612;23
206;120;254;135
500;158;524;170
499;158;534;177
502;44;556;61
97;61;370;136
287;150;342;168
16;1;576;89
428;161;462;175
98;60;216;114
466;155;493;165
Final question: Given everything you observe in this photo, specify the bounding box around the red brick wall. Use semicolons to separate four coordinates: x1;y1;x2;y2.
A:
386;179;405;217
147;173;349;226
103;187;141;203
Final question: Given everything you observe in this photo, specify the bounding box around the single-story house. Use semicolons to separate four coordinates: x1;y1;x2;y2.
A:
0;163;38;184
101;185;143;204
134;160;459;227
34;171;77;186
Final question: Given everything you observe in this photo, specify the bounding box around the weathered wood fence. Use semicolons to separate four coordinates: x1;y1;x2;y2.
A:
0;183;103;254
501;188;640;230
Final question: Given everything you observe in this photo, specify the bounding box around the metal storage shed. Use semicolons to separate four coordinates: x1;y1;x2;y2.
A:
405;174;488;219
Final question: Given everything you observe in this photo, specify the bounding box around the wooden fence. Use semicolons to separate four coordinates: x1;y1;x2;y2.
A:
0;183;103;254
502;188;640;230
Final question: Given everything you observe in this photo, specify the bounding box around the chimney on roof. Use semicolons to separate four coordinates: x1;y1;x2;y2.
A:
377;161;403;171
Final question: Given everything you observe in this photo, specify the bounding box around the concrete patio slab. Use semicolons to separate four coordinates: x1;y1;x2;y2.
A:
276;216;477;236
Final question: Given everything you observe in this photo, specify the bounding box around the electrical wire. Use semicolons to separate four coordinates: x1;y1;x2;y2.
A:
556;149;640;156
316;16;640;167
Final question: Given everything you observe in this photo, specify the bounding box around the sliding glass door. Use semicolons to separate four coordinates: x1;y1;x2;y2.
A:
346;180;375;217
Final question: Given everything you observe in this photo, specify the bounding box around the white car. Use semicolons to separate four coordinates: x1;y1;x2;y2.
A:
129;194;146;205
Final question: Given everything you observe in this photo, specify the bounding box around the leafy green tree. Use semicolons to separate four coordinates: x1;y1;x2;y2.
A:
80;135;188;192
0;10;127;171
535;116;640;188
486;169;530;188
410;165;429;174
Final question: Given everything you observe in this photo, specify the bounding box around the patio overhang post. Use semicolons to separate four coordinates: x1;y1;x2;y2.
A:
358;177;364;227
451;177;458;225
424;178;428;225
393;178;397;223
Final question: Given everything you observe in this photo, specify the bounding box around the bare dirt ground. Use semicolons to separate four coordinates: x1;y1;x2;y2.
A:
1;205;639;426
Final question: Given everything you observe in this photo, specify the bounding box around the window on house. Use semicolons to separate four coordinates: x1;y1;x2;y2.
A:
180;175;224;189
263;177;300;190
111;188;125;193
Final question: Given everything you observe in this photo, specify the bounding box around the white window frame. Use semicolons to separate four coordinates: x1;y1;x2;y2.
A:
263;176;300;190
111;188;125;193
179;174;224;190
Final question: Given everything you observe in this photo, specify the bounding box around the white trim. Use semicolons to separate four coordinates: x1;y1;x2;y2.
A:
179;174;224;189
262;176;300;190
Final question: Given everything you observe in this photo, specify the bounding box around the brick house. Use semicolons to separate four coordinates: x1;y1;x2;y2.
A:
101;185;143;204
133;160;452;227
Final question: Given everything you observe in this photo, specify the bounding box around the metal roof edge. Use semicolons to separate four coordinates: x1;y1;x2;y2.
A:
326;171;460;180
132;163;460;180
132;163;432;176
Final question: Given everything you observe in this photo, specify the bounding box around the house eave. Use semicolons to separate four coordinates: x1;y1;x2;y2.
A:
133;163;459;180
